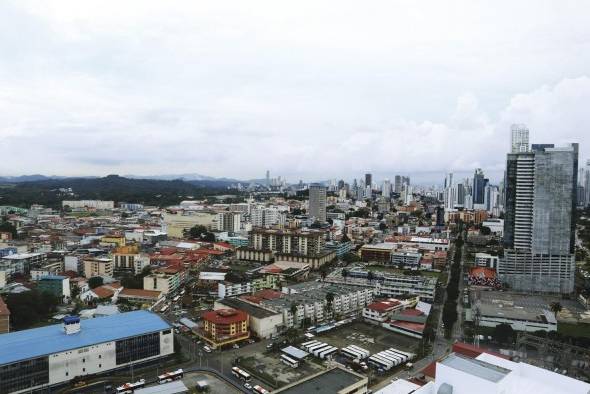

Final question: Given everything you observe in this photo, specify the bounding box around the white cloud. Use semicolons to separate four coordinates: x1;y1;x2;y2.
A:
0;1;589;183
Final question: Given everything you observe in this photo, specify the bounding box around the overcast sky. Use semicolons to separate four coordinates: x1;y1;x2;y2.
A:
1;1;589;184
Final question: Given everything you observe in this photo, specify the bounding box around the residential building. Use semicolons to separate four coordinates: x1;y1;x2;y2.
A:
196;308;250;349
0;311;173;394
308;184;327;223
362;299;405;324
475;253;499;269
0;252;47;276
162;211;217;238
214;298;283;339
251;207;286;228
83;257;113;278
360;243;396;262
117;288;163;304
500;142;578;293
215;212;241;232
143;268;183;295
112;245;148;275
391;251;422;268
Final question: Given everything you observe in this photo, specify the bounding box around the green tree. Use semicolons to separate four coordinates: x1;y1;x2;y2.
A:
188;225;208;239
549;302;562;318
341;268;348;282
290;303;299;327
0;220;17;239
88;276;104;289
325;292;335;311
480;226;491;235
493;323;515;344
367;271;375;284
5;290;60;330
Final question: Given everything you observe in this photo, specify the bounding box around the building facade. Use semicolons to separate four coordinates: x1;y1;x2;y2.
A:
308;184;327;223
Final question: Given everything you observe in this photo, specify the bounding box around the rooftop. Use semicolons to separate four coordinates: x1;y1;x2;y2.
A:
440;353;510;383
0;310;170;365
202;308;248;324
274;367;365;394
217;298;279;319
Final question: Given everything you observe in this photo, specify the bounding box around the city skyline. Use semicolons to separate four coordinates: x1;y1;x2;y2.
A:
1;2;590;179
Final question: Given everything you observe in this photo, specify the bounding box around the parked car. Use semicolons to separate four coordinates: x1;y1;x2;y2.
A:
233;343;240;349
244;383;253;390
203;345;212;353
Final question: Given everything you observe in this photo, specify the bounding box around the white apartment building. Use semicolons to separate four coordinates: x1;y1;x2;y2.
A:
83;257;113;278
250;207;287;228
61;200;115;210
475;253;499;269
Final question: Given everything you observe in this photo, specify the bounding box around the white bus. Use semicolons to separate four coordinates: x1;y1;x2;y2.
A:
158;369;184;384
116;379;146;393
172;295;181;302
281;354;300;368
312;344;331;357
307;343;328;353
318;346;338;359
347;345;370;358
231;367;252;381
368;355;393;371
377;352;402;366
253;385;271;394
383;350;407;363
159;305;169;313
301;340;320;348
388;348;415;360
341;347;365;361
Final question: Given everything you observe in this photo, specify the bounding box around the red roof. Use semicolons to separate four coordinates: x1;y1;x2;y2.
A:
366;300;401;313
119;288;162;299
202;308;248;325
421;361;437;378
388;320;425;333
399;308;425;317
452;342;510;360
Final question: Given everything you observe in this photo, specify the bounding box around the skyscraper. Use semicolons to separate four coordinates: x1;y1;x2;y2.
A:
365;173;372;190
585;159;590;207
394;175;402;193
308;184;327;223
510;124;530;153
382;179;391;199
500;142;578;294
473;168;488;205
265;170;270;186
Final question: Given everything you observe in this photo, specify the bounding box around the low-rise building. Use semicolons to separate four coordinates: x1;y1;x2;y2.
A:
214;297;283;339
475;253;499;269
196;308;250;349
0;252;47;276
83;257;113;278
117;288;163;304
143;268;183;295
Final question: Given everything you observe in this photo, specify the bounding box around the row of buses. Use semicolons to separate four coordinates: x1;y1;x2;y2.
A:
300;340;338;360
231;367;270;393
367;348;414;371
116;370;184;393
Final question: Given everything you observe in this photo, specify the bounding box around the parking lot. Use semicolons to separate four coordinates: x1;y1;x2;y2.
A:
314;321;420;355
238;350;324;388
183;371;241;394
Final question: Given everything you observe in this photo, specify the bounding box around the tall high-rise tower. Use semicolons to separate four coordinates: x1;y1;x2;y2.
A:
500;141;578;294
308;184;327;223
510;124;530;153
473;168;488;205
365;173;372;190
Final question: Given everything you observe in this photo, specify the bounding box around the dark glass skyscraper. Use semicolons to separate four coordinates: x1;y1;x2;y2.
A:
500;142;578;294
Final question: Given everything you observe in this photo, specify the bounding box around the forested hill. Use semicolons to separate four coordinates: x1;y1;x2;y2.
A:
0;175;235;209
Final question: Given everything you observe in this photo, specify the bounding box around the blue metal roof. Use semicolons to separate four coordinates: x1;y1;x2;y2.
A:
0;310;171;365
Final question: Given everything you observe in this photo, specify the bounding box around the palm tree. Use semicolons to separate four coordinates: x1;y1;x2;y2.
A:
550;302;562;318
367;271;374;284
342;268;348;283
320;269;327;282
325;292;335;311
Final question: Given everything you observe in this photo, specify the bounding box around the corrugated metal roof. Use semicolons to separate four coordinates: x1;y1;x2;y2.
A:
0;310;170;365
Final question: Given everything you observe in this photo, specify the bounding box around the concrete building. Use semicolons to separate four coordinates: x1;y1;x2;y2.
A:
0;252;47;276
308;184;327;223
251;207;287;228
501;142;578;294
83;257;113;278
0;311;173;394
274;366;368;394
61;200;115;210
475;253;499;269
214;298;284;339
264;282;374;328
215;212;242;233
143;268;183;295
162;211;217;238
112;245;145;275
510;123;530;153
0;296;9;333
217;275;277;299
196;309;250;349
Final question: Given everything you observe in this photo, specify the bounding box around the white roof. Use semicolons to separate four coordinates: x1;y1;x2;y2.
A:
281;345;309;360
199;271;226;281
375;379;421;394
135;381;188;394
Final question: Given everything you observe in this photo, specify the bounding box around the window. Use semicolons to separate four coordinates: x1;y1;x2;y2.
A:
116;333;160;365
98;355;102;359
0;357;49;394
82;368;85;372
